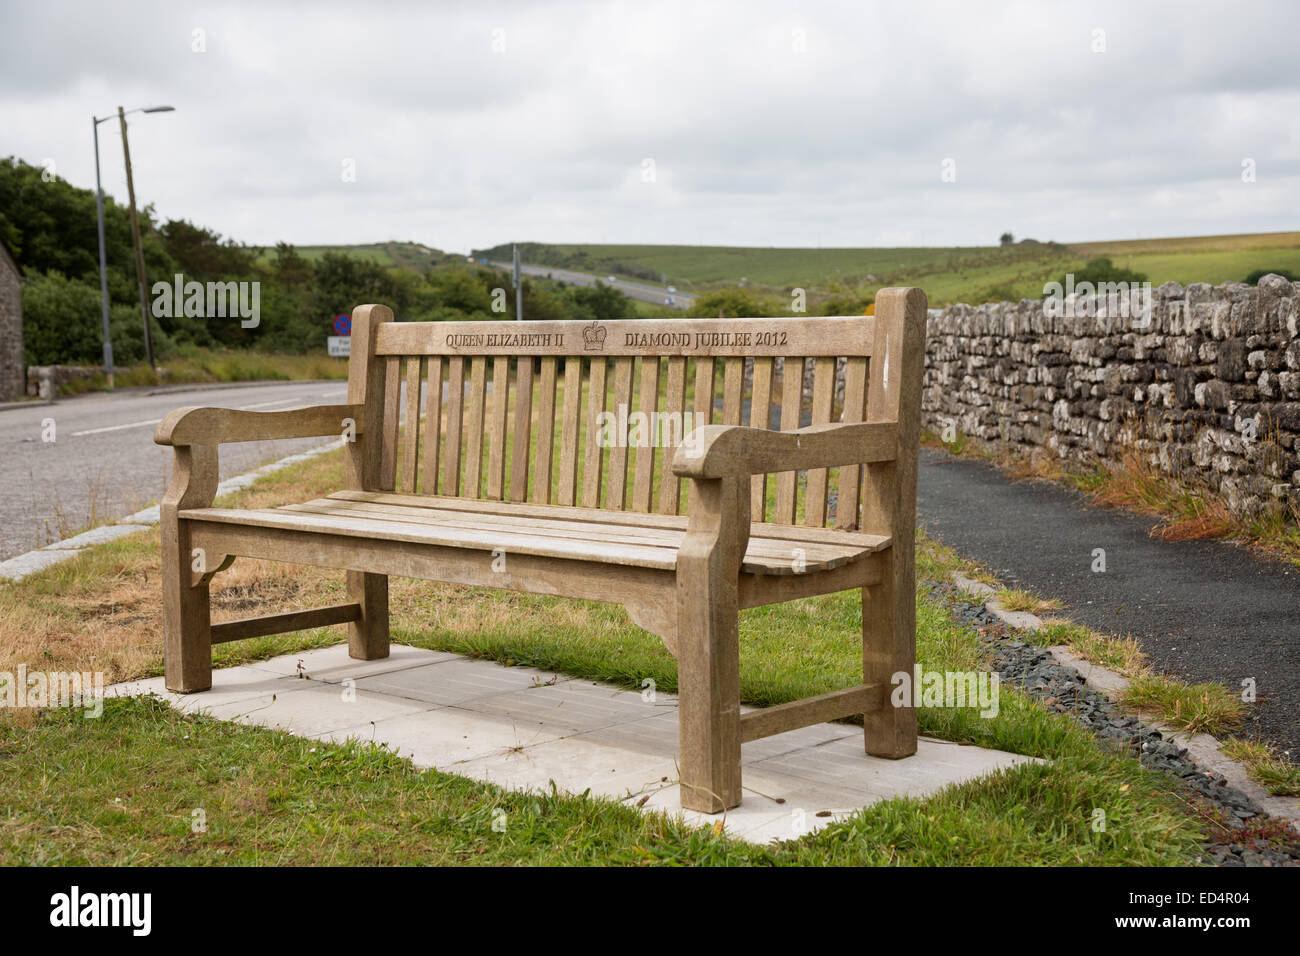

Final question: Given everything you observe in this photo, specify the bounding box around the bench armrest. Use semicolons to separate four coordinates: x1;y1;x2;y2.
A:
155;404;364;447
671;421;898;479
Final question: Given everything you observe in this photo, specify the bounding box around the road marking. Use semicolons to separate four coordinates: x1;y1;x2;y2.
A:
72;418;162;436
237;398;301;410
67;390;342;437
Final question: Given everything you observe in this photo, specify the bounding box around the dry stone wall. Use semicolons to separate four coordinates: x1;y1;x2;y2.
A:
920;275;1300;519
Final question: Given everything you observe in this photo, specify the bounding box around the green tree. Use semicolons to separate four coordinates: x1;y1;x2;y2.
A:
1056;256;1147;288
564;281;637;322
21;270;171;365
158;219;258;279
689;287;776;318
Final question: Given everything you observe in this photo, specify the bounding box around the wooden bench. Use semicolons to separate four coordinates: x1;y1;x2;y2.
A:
155;287;927;813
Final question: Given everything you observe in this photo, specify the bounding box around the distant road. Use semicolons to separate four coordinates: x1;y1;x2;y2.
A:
487;261;696;311
0;380;349;560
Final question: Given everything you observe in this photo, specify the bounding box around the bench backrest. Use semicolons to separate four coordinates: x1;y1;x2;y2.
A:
344;290;924;531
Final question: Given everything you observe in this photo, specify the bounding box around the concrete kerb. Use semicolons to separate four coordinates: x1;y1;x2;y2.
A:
0;438;346;585
950;571;1300;831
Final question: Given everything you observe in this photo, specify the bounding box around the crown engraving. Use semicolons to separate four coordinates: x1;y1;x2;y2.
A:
582;321;607;351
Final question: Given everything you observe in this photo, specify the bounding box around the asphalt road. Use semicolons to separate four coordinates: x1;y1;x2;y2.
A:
916;446;1300;758
487;260;696;310
0;380;348;560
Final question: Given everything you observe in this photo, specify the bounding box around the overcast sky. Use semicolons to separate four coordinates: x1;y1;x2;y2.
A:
2;0;1297;254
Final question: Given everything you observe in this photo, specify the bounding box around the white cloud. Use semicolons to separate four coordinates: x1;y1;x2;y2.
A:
1;0;1296;254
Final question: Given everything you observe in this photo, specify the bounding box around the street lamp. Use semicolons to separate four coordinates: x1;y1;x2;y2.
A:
93;104;174;386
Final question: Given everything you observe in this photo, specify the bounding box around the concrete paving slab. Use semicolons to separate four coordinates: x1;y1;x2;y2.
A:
104;663;319;713
202;681;434;737
252;642;456;682
353;656;573;705
456;678;661;736
318;703;568;766
454;732;683;801
108;642;1040;844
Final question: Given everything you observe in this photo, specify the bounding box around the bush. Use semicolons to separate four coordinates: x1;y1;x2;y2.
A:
689;287;779;318
1055;256;1147;289
21;270;173;366
1244;268;1299;284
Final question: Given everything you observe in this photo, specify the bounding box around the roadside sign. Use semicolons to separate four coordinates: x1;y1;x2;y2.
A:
333;314;351;335
327;336;351;358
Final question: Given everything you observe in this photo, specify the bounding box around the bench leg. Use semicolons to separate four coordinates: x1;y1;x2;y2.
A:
162;513;212;693
347;570;389;660
676;538;742;814
862;549;918;758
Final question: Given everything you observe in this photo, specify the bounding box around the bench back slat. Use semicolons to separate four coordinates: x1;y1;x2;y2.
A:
463;356;487;497
401;357;423;493
532;357;558;504
749;357;774;522
632;357;661;513
510;357;534;501
658;356;688;515
558;356;582;506
380;355;401;492
422;356;443;495
581;357;608;508
774;356;806;524
804;356;837;526
353;313;896;530
607;357;635;510
442;356;465;497
835;356;869;530
486;356;510;499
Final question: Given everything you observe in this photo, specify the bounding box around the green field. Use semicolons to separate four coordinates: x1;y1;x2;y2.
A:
254;240;452;272
294;232;1300;308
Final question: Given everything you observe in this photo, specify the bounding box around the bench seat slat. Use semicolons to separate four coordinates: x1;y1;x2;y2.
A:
181;497;888;576
325;489;890;548
281;499;864;566
187;506;681;570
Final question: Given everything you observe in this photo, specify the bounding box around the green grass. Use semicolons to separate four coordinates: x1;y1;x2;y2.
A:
252;240;447;273
1;686;1204;865
0;574;1209;866
0;417;1222;865
49;346;350;396
1029;618;1149;678
1221;738;1300;797
465;233;1300;308
1122;676;1246;737
1;519;1213;865
992;588;1063;614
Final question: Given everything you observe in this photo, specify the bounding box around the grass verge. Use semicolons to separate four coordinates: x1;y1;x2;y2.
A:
1120;676;1246;738
0;446;1213;865
49;346;348;397
1221;738;1300;797
1029;618;1149;678
922;433;1300;568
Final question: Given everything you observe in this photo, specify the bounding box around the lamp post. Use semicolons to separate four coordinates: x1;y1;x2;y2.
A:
93;104;174;385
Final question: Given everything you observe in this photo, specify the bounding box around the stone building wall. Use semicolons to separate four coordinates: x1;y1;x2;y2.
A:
920;275;1300;518
0;244;22;402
